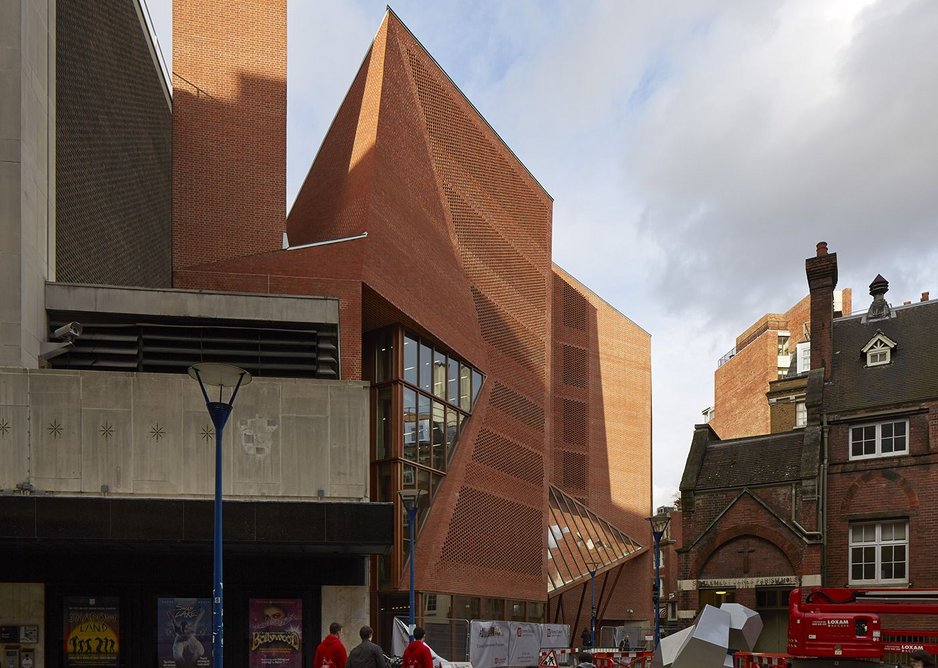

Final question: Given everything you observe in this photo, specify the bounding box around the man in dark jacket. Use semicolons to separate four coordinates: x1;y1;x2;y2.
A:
313;622;347;668
347;626;388;668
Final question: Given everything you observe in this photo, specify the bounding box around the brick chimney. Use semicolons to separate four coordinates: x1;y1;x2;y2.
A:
805;241;838;382
172;0;287;273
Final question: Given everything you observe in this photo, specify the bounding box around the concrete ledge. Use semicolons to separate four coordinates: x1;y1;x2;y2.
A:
45;282;340;324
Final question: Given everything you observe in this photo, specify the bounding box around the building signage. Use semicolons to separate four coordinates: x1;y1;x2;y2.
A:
678;576;800;590
158;598;212;667
248;599;302;668
507;623;540;667
63;597;120;667
468;621;510;668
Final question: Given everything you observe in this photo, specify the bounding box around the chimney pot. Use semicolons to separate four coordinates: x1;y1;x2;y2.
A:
922;292;930;302
816;241;828;257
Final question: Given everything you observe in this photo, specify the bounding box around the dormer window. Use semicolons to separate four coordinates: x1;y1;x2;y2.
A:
862;331;896;367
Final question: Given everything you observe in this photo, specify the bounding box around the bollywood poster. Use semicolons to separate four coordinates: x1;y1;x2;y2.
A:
158;598;212;668
248;598;302;668
63;597;120;667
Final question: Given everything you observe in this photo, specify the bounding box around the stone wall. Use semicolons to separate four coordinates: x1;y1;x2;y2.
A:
0;368;369;500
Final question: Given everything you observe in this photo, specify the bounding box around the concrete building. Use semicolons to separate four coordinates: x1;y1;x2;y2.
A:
2;0;653;664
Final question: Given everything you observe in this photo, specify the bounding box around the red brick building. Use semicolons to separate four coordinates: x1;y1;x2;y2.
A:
679;242;938;651
709;291;851;440
171;4;653;641
2;2;652;663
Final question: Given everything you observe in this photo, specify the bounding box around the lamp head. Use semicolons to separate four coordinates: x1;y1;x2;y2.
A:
398;488;427;510
647;512;672;536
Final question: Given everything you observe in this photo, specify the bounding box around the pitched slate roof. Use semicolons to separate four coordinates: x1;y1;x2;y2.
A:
825;299;938;414
694;431;805;490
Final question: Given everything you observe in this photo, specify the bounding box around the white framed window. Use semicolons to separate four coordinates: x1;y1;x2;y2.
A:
849;419;908;460
865;341;891;366
849;520;908;585
862;332;896;367
795;401;807;428
796;342;811;374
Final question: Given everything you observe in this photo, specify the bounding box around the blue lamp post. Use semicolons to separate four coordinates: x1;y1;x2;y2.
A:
398;488;426;641
647;511;672;649
189;363;251;668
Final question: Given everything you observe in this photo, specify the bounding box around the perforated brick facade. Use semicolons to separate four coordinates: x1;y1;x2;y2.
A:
56;0;172;287
173;8;651;620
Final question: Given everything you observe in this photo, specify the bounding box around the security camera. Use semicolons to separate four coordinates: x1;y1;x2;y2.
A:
53;322;82;341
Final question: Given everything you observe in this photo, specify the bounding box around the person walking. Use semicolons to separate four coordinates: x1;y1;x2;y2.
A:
347;626;388;668
314;622;348;668
402;627;433;668
580;628;592;649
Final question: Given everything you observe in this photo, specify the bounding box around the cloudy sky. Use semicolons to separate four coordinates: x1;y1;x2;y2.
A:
145;0;938;510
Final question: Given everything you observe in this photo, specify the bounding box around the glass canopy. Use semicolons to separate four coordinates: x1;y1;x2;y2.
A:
547;485;646;593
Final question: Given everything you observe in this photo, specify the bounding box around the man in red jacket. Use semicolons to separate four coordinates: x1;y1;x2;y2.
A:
402;627;432;668
313;622;347;668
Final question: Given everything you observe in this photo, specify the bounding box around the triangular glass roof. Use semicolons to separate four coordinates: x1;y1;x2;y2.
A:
547;485;646;594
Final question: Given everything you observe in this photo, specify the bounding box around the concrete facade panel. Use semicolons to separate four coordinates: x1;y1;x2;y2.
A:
29;371;81;482
80;407;133;494
2;369;369;500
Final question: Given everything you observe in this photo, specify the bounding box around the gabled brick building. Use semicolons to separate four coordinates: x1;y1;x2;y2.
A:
679;242;938;652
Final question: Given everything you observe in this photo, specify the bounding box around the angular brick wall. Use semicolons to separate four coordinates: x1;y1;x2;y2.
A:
172;0;286;272
551;266;653;622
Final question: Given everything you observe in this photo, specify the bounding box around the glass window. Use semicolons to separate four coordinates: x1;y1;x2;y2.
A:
432;402;446;471
459;365;472;411
447;357;459;405
403;464;417;490
375;462;392;502
850;420;908;460
376;387;393;460
419;342;433;392
404;336;418;385
527;602;544;622
795;401;807;428
471;370;484;406
403;388;417;462
446;409;458;462
454;596;480;621
796;342;811;374
482;598;504;620
850;520;908;584
418;394;431;466
777;335;790;356
509;600;525;621
433;350;447;398
376;330;395;382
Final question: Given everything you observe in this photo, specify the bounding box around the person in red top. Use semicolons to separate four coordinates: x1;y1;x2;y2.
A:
402;627;433;668
313;622;347;668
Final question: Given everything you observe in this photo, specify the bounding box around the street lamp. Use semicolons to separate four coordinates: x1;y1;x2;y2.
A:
188;363;251;668
647;511;672;650
398;488;426;641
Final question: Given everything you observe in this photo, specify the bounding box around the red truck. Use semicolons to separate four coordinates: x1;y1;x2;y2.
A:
785;587;938;666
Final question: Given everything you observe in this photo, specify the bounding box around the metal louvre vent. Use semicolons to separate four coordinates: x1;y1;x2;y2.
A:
48;315;339;379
